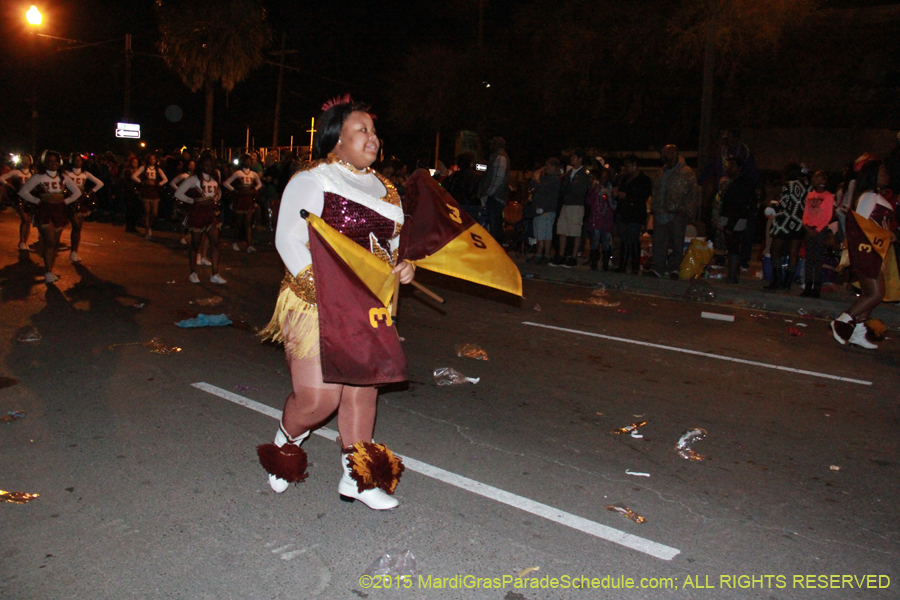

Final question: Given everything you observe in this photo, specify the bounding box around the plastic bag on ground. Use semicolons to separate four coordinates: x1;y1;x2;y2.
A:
682;278;716;302
433;367;480;385
363;549;418;578
17;327;41;343
679;239;713;280
676;428;708;461
176;313;233;328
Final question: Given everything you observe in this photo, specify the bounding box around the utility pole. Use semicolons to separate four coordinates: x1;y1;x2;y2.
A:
271;32;289;149
698;1;718;171
123;33;132;120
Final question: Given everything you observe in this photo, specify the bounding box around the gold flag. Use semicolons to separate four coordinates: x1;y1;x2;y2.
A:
851;211;893;261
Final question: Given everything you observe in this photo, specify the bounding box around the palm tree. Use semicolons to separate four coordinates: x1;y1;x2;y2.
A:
156;0;272;149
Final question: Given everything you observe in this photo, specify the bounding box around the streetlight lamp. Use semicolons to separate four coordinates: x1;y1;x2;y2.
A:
26;6;43;155
26;5;42;26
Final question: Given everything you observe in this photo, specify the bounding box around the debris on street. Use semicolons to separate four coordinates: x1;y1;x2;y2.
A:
676;428;708;461
17;328;41;343
682;279;716;302
606;505;646;524
625;470;651;477
0;410;26;423
176;314;233;328
456;343;489;361
192;296;224;307
363;548;418;578
0;490;40;504
433;367;480;386
611;421;647;438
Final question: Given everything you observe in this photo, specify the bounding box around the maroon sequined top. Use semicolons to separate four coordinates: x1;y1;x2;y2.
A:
321;192;397;262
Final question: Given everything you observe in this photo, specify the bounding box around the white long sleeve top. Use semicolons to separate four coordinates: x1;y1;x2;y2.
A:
64;168;104;193
174;173;220;204
223;168;262;192
1;168;36;189
131;165;168;186
275;161;403;278
19;172;82;205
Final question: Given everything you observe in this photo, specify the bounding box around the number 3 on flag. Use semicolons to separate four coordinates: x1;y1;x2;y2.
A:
445;204;462;224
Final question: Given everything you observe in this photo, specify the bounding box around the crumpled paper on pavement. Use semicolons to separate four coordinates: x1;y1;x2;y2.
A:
456;343;489;361
0;490;40;504
606;505;646;524
192;296;223;307
176;314;233;328
562;289;621;307
433;367;480;385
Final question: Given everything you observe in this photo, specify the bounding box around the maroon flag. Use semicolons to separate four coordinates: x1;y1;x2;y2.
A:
308;221;408;386
400;169;522;296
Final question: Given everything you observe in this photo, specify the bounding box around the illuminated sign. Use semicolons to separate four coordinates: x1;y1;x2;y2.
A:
115;122;141;139
475;163;487;172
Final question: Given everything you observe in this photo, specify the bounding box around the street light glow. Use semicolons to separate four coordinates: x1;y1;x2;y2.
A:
26;5;42;26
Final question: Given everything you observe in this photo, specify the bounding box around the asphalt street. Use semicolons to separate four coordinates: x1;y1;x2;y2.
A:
1;216;898;600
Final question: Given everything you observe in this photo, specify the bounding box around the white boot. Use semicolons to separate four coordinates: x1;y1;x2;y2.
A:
265;424;310;493
338;451;400;510
849;322;878;349
831;312;853;345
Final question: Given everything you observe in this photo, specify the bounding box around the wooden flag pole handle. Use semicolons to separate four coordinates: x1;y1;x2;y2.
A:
411;280;445;304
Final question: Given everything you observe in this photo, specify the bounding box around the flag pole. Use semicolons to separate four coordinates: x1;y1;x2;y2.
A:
411;280;444;304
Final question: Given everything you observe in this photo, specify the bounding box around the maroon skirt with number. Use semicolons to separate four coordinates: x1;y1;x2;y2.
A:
186;201;218;232
36;202;69;230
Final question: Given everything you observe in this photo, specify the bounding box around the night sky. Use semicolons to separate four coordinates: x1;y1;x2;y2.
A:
0;0;897;161
0;0;509;156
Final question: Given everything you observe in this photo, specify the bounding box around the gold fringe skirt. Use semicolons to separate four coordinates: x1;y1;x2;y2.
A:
260;269;320;359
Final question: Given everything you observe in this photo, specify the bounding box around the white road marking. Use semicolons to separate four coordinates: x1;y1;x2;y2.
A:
523;321;873;386
192;382;681;561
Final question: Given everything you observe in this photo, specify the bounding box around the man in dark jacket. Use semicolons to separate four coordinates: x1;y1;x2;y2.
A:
614;154;651;274
718;157;756;283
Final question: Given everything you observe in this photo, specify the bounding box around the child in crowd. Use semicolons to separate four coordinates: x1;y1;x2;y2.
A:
800;171;835;298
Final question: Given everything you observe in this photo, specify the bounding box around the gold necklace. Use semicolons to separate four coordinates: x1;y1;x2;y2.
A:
328;152;373;175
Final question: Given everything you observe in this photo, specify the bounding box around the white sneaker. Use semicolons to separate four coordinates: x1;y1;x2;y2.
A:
232;243;240;251
45;272;59;283
267;426;311;493
69;251;82;263
189;272;200;284
200;257;212;266
18;242;28;251
180;237;188;245
831;313;853;345
849;322;878;349
145;232;152;240
247;246;257;254
338;453;399;510
210;274;227;284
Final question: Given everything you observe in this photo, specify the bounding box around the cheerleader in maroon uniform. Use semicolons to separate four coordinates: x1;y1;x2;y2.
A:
831;159;895;349
0;154;37;250
131;153;168;239
174;152;227;285
18;151;81;283
258;97;414;510
63;154;104;263
223;153;262;253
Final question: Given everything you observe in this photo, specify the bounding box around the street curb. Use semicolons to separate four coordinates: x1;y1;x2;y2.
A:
517;260;900;329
